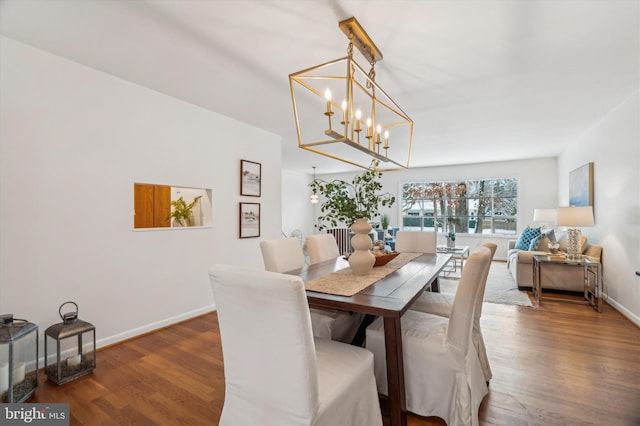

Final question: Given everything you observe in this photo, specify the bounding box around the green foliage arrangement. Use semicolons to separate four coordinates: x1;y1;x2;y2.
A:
166;195;202;226
310;168;396;231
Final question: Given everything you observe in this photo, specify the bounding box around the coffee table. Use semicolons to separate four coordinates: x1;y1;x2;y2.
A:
436;245;469;278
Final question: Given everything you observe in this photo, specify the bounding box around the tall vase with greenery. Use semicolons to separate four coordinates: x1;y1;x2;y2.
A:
310;168;396;231
310;166;395;274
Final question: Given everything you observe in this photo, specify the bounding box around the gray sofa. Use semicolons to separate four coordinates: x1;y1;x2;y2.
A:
507;232;602;291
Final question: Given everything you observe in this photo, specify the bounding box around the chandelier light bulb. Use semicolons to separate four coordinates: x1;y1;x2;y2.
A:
324;89;332;115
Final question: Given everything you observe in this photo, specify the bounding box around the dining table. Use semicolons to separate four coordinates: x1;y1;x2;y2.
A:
285;252;452;426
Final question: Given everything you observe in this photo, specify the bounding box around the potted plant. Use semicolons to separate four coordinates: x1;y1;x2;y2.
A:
310;166;395;274
166;195;202;227
447;231;456;248
381;213;390;231
310;167;395;231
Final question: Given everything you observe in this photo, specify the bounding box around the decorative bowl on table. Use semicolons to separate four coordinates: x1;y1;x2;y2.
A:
372;250;400;266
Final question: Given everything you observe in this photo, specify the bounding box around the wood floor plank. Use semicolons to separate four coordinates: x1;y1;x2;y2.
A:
30;288;640;426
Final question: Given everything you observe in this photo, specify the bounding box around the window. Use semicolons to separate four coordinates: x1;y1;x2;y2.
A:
401;178;517;235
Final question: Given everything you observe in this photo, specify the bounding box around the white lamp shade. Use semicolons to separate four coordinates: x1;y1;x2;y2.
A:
556;206;594;227
533;208;557;223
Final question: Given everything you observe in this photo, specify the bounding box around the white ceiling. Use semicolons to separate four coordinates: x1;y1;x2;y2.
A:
1;0;638;174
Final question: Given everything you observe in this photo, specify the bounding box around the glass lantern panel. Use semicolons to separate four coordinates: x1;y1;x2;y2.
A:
1;327;38;403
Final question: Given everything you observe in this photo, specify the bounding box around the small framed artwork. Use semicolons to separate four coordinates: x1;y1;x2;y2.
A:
240;160;261;197
569;162;594;207
239;202;260;238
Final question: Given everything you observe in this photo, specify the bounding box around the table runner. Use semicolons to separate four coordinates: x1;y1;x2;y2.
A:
304;252;423;296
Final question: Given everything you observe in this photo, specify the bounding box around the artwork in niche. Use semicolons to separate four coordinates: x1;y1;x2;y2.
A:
240;160;261;197
569;162;594;207
239;202;260;238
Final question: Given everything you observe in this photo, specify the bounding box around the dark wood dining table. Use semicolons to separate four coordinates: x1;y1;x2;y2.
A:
285;252;451;426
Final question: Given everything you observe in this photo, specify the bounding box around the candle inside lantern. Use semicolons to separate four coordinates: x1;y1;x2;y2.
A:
12;362;25;384
384;130;390;148
341;99;347;124
376;125;382;144
324;89;332;114
67;354;81;368
366;118;372;138
355;109;362;131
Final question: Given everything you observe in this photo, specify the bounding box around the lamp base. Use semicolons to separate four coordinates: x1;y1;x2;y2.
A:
566;228;583;261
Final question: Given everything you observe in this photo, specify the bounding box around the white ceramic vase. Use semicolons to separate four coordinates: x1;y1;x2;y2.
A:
349;218;375;275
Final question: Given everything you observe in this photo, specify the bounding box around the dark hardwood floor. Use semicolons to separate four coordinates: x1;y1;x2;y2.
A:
32;291;640;425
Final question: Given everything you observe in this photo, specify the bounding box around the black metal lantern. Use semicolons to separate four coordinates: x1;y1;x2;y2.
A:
45;302;96;385
0;314;39;402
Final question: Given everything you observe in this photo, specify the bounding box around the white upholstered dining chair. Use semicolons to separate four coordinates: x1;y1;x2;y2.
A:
394;230;437;253
260;237;362;343
209;265;382;426
260;237;307;273
305;233;340;264
409;242;497;382
366;247;492;426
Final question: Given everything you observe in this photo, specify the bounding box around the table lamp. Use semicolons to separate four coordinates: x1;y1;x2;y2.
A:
533;208;556;230
556;206;594;260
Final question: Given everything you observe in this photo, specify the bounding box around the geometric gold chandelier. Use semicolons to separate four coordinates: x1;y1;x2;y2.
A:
289;17;414;171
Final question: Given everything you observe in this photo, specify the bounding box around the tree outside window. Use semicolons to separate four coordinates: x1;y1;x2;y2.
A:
401;178;517;235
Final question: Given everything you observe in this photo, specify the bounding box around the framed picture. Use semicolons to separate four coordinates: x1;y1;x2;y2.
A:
239;202;260;238
240;160;261;197
569;162;594;207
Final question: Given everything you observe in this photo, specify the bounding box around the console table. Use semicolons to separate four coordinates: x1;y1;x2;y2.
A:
532;254;602;312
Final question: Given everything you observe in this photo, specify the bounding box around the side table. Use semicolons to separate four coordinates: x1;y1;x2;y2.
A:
532;254;602;312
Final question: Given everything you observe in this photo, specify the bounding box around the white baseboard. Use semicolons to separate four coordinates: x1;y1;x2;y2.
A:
36;306;217;372
96;305;216;349
603;294;640;327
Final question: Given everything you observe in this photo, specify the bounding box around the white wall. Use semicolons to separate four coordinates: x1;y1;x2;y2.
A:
281;169;315;238
558;91;640;325
0;37;282;349
307;157;558;259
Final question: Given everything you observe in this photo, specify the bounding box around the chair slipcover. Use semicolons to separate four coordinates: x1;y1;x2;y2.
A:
260;237;307;274
209;265;382;426
394;231;437;253
260;237;361;343
305;233;341;265
366;248;491;426
410;243;497;381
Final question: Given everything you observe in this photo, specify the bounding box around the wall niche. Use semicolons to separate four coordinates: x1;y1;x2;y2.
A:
133;183;212;229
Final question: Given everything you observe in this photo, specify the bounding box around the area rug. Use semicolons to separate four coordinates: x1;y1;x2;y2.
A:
439;261;533;307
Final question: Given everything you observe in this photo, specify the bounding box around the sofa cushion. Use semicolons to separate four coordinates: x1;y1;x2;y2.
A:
528;235;541;251
515;226;541;250
542;228;557;243
584;244;602;261
530;234;551;252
